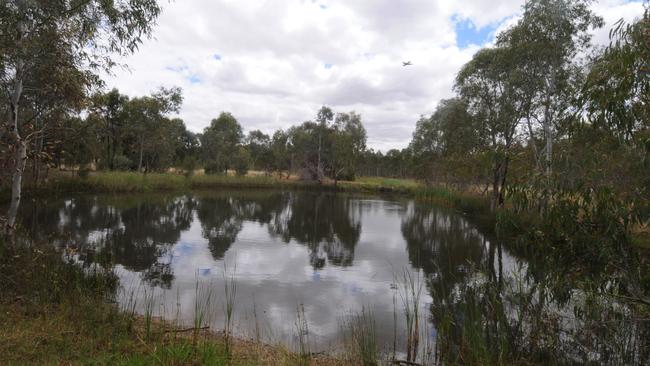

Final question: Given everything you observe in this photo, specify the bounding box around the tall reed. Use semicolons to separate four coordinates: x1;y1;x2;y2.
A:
223;264;237;359
143;287;156;340
193;279;214;345
341;306;378;365
396;269;423;363
294;303;311;364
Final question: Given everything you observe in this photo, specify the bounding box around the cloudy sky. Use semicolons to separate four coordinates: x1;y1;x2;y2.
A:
104;0;645;152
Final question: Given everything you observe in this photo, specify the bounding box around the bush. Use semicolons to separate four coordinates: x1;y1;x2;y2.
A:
233;147;251;176
181;156;198;177
503;185;639;270
77;164;91;178
113;154;132;171
204;160;225;175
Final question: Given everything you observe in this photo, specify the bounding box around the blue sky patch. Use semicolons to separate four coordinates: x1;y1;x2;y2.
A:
165;65;187;73
165;64;201;84
324;63;333;69
454;16;497;48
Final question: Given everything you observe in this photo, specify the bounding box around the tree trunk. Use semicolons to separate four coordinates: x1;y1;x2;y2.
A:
525;114;541;171
4;42;25;236
543;103;553;178
6;141;27;235
498;155;509;207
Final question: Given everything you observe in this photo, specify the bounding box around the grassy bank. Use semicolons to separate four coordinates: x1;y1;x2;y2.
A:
0;171;425;201
0;241;346;365
8;171;499;236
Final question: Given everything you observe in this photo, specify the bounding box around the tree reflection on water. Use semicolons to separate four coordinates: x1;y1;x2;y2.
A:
16;191;649;364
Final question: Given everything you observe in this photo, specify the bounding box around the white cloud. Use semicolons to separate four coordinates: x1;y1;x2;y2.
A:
103;0;646;152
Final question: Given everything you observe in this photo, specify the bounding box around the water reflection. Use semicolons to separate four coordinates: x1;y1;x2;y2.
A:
197;195;245;260
14;191;648;363
268;193;361;268
401;202;485;298
401;201;650;364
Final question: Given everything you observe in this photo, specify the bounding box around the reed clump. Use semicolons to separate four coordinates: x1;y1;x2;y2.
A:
341;306;378;366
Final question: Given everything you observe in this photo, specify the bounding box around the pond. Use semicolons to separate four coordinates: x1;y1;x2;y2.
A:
15;190;649;364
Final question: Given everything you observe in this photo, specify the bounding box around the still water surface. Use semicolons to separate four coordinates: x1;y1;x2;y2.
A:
16;190;647;362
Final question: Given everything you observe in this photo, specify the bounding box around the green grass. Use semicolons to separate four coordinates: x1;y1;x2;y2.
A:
1;171;429;201
1;171;493;237
349;177;421;190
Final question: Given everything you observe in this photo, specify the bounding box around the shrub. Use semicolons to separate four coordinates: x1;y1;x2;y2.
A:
113;154;133;171
233;147;251;176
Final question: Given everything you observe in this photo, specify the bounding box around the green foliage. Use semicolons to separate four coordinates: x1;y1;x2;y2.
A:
0;0;163;223
246;129;272;171
583;6;649;142
201;112;244;174
75;87;195;174
181;155;199;177
123;87;185;172
278;107;368;182
331;111;367;181
409;98;487;186
233;146;252;176
0;244;118;308
113;154;133;171
503;184;643;271
270;129;292;176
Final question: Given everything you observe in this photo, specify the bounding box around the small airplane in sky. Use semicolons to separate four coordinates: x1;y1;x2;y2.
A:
402;61;412;67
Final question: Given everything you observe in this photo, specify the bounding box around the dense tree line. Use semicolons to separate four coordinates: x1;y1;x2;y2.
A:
2;91;370;183
2;0;649;233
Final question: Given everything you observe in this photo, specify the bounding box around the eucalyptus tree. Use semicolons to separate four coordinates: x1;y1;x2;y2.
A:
1;0;161;235
270;129;292;178
125;87;182;172
232;146;251;176
583;6;649;144
455;47;526;209
330;111;367;182
245;129;271;171
200;112;244;174
578;6;649;203
59;116;95;174
315;105;334;181
499;0;602;176
88;89;129;170
384;149;411;179
286;122;322;181
174;120;200;171
409;98;482;183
